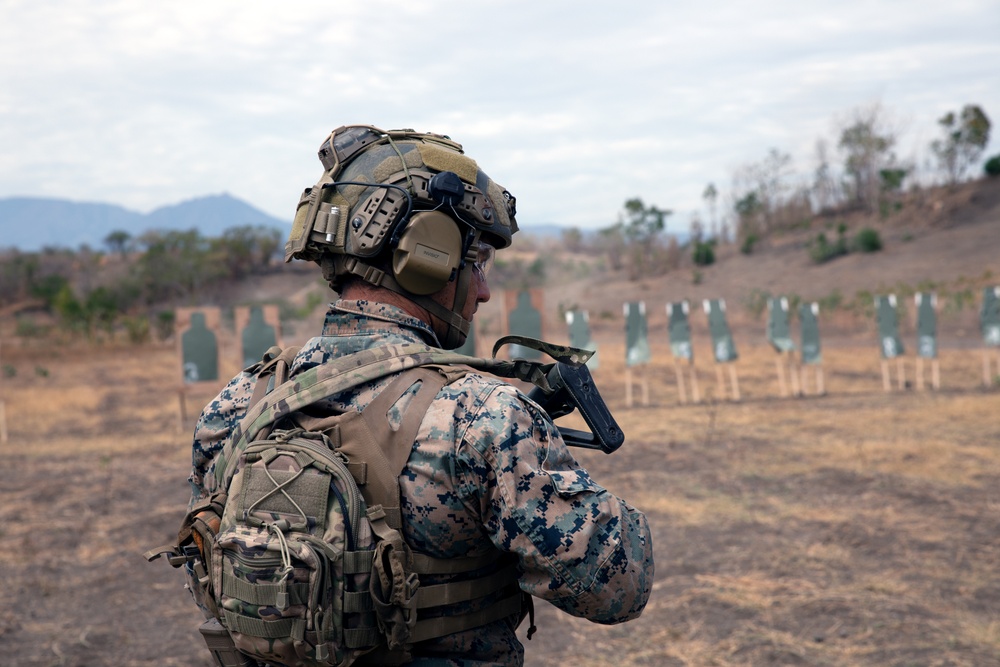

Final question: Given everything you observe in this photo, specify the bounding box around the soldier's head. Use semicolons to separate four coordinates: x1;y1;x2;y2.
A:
284;125;517;349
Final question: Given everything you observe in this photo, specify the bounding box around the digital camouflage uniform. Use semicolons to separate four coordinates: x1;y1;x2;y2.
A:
190;299;654;666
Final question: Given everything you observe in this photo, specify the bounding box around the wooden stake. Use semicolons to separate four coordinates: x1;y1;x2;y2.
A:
178;388;188;434
690;363;701;404
897;358;906;391
775;356;787;397
625;367;634;408
881;360;891;392
931;359;940;390
729;364;741;401
816;366;825;395
916;357;925;391
674;361;688;404
716;365;726;400
788;354;801;397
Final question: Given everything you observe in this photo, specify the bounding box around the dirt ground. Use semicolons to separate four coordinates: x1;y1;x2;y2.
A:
1;333;999;666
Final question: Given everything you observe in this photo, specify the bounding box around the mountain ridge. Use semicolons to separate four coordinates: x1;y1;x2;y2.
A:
0;193;288;251
0;194;579;251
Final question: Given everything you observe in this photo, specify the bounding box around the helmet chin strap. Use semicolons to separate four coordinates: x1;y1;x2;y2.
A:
391;229;480;350
435;260;475;349
325;252;476;350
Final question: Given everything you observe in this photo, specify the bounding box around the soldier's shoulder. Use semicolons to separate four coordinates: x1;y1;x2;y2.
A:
433;369;547;444
441;368;529;410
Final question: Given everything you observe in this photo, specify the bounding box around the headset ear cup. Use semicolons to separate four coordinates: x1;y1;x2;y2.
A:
392;211;464;295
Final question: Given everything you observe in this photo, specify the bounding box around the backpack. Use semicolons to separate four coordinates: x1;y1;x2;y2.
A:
148;339;620;667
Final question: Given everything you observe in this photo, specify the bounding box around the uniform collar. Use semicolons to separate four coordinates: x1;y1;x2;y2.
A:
321;299;441;346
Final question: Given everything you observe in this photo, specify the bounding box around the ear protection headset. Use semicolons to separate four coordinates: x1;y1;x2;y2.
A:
284;125;516;348
391;210;464;295
389;169;473;295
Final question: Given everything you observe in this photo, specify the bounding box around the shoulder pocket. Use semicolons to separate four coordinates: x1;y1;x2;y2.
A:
545;469;604;498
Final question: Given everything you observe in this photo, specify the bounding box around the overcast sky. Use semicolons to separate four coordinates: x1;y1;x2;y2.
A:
2;1;999;235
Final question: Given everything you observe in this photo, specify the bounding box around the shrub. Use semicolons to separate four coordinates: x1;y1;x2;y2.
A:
155;311;175;342
15;317;46;338
986;154;1000;177
692;241;715;266
122;315;151;344
740;234;758;255
742;289;771;320
851;228;883;253
818;289;843;311
809;232;847;264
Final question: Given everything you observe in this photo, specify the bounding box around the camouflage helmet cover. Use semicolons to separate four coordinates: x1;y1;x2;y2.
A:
285;125;518;265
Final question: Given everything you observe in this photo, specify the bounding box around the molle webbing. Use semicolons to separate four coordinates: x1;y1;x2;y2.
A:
246;344;301;419
302;363;524;639
221;344;529;648
344;365;525;639
218;343;559;488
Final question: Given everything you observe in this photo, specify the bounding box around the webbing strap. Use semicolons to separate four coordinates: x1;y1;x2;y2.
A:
410;550;502;576
345;590;374;613
341;257;472;343
246;345;302;415
344;367;448;530
222;609;299;639
413;563;519;609
345;625;381;649
220;343;562;488
344;549;375;574
407;592;524;644
222;573;310;607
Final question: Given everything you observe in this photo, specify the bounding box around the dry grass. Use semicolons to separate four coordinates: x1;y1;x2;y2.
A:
0;337;998;666
523;336;1000;666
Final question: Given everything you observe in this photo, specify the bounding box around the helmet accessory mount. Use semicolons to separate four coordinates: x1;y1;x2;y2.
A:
285;125;518;348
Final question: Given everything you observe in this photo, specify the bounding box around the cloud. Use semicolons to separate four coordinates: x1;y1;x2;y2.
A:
1;0;999;234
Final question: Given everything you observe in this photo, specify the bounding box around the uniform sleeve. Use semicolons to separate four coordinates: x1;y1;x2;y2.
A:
188;371;257;507
460;384;654;624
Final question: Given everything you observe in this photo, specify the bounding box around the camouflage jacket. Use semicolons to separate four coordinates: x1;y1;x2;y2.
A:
190;299;654;666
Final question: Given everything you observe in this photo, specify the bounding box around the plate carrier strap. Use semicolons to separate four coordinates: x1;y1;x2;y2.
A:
236;344;529;651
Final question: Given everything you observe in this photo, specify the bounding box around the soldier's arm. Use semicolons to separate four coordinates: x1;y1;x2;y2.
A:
188;371;258;507
462;384;654;624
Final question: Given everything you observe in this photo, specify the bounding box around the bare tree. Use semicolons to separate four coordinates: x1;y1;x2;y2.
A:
561;227;584;253
811;139;841;212
600;198;671;280
837;102;900;212
702;183;719;239
688;213;705;249
731;148;795;232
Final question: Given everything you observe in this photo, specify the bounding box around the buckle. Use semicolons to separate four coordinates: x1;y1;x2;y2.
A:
362;265;386;285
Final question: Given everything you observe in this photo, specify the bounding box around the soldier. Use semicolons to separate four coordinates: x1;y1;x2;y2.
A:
187;125;653;666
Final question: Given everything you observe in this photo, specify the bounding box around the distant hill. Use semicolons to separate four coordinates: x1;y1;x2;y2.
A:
0;194;596;251
519;221;690;245
0;193;287;251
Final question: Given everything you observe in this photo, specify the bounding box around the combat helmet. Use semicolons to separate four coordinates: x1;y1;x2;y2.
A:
285;124;517;348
